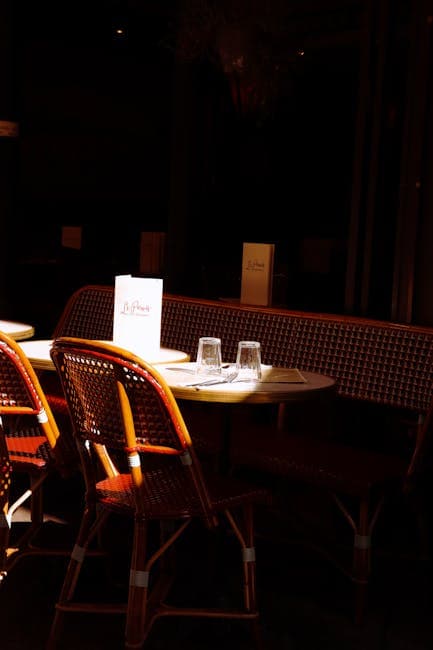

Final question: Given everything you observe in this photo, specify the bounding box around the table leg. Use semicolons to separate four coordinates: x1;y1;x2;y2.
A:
220;405;232;474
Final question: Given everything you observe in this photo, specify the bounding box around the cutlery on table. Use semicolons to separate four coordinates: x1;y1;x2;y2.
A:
165;364;232;375
184;371;238;387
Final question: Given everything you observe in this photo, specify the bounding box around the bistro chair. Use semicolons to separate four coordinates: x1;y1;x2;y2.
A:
229;399;433;624
47;337;270;649
0;331;78;582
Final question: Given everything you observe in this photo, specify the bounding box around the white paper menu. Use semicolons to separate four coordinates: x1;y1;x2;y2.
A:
240;242;275;306
113;275;163;359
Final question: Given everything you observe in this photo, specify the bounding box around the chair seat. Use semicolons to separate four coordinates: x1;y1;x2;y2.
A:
230;430;408;497
6;429;53;470
97;469;270;518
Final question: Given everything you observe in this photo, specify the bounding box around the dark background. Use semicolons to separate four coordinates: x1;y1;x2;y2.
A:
2;0;433;335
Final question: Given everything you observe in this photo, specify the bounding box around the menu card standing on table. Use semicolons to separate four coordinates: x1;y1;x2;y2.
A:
240;242;275;307
113;275;163;359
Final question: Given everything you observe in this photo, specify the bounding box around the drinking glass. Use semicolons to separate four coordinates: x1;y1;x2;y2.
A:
236;341;262;380
196;337;222;375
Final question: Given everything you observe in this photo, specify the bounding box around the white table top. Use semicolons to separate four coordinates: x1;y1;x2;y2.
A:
18;339;190;371
0;319;35;341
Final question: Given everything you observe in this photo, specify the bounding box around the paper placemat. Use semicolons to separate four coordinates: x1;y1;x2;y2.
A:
260;367;307;383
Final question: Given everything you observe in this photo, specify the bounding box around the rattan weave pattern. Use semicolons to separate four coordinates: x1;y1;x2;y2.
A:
231;430;409;497
5;429;52;466
52;285;115;340
286;318;433;412
161;299;296;364
0;451;11;507
1;341;41;410
95;466;259;516
161;295;433;415
60;350;186;452
1;340;55;467
50;285;433;416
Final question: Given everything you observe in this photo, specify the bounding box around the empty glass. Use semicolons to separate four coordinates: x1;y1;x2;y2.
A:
195;337;222;375
236;341;262;380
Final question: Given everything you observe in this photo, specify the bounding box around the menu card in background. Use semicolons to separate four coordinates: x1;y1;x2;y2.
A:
61;225;82;250
139;231;166;275
113;275;163;359
240;242;275;306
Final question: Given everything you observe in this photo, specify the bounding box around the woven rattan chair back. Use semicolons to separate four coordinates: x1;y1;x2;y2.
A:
51;337;214;523
0;331;75;581
47;337;270;648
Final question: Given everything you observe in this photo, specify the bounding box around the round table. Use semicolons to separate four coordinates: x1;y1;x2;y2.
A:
159;362;336;405
18;339;190;371
0;319;35;341
160;362;336;472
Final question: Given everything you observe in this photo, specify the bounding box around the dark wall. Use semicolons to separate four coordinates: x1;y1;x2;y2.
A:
7;1;428;330
9;2;175;331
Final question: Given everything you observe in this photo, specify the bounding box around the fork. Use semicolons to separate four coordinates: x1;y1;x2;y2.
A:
165;364;232;374
184;371;238;387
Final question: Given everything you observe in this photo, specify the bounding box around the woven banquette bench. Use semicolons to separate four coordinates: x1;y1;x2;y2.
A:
49;284;433;411
43;284;433;622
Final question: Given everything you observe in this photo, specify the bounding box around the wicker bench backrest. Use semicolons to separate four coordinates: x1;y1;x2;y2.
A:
162;295;433;415
52;284;115;340
52;286;433;416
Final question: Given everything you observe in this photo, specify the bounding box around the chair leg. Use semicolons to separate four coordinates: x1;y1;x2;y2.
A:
0;509;10;580
244;505;265;650
125;518;190;648
125;518;149;648
0;455;11;578
353;498;371;625
408;485;432;559
29;473;44;529
226;503;264;649
47;504;106;648
242;503;258;612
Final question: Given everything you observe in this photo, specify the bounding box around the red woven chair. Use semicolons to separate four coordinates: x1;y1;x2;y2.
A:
47;337;271;649
0;331;77;582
